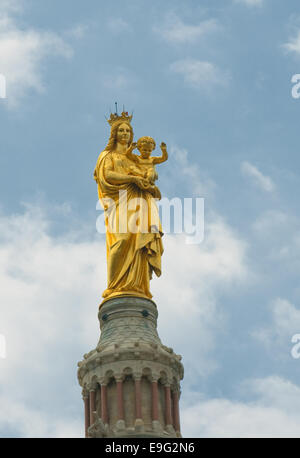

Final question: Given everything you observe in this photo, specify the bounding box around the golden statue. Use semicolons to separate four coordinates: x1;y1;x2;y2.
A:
94;111;168;303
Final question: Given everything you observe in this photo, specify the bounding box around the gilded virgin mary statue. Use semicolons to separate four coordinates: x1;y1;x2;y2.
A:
94;111;165;303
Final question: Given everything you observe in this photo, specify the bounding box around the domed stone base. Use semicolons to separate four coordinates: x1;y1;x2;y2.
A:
77;296;184;438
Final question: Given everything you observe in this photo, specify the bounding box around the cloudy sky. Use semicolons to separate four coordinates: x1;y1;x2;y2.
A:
1;0;300;438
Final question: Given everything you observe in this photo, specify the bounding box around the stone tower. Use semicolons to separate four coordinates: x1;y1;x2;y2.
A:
77;296;184;438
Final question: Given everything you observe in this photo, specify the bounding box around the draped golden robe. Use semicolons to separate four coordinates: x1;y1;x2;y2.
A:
94;150;163;301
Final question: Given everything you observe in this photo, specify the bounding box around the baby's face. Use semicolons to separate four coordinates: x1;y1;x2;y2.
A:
137;139;155;158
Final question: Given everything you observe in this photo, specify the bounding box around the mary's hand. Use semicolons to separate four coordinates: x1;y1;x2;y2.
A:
148;185;161;200
133;176;151;189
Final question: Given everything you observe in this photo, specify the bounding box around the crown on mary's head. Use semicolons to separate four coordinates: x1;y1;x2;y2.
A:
107;110;133;127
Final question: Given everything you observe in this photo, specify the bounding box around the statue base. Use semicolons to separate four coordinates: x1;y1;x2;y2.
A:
100;291;152;307
77;296;184;438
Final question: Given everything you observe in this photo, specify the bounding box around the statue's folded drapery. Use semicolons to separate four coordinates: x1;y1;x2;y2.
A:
94;150;163;300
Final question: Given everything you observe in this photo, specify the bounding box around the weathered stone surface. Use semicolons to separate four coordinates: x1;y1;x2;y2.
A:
78;296;184;438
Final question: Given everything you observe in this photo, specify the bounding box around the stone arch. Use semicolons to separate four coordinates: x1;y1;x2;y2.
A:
142;366;152;382
104;369;114;384
123;366;133;377
90;375;98;390
159;370;168;385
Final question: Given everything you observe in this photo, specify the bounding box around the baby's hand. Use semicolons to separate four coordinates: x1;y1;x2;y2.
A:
160;142;167;152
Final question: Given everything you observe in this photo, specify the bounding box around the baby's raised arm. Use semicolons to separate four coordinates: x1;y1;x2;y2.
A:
152;142;168;165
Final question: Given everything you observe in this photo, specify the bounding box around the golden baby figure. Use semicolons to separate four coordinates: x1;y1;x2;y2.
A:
126;136;168;186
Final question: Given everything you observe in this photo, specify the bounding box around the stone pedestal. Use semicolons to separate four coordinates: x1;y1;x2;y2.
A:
77;296;184;438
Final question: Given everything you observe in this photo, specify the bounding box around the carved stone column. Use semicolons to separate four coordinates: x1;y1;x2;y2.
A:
115;376;125;431
133;373;144;431
164;384;174;433
172;389;181;437
83;393;90;438
89;389;96;426
100;382;108;425
151;376;161;432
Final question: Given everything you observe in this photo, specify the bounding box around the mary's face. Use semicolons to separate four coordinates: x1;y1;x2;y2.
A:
117;123;131;145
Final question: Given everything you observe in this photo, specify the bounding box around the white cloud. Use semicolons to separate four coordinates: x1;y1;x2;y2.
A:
0;0;23;13
0;203;106;436
252;298;300;353
241;161;275;192
154;14;219;44
0;395;83;438
234;0;264;7
252;210;300;267
65;24;88;39
169;145;216;198
244;376;300;412
170;59;230;90
102;67;134;90
0;1;73;107
283;30;300;56
182;376;300;437
107;17;131;34
252;210;288;236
